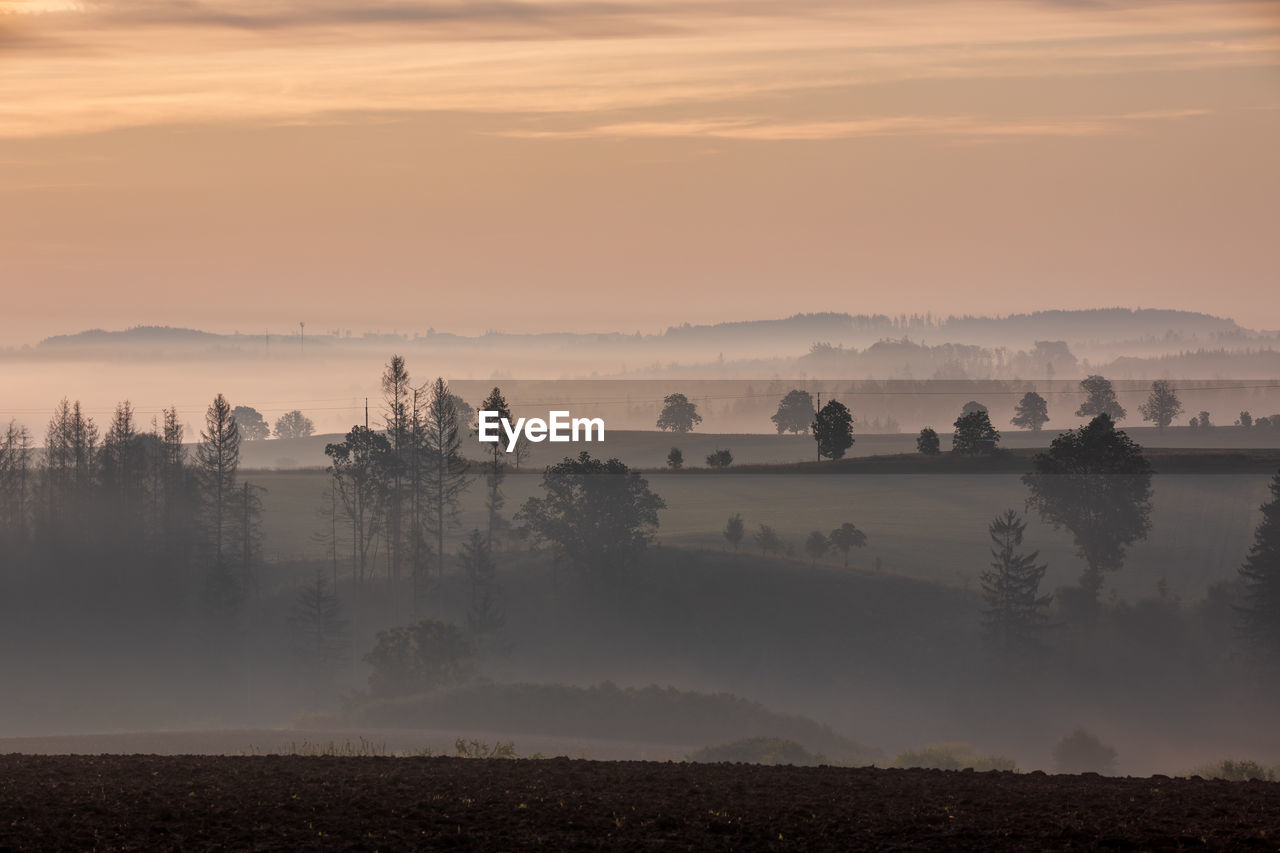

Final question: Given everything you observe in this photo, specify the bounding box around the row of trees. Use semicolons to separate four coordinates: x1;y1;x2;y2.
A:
230;406;315;440
0;394;262;614
658;376;1277;437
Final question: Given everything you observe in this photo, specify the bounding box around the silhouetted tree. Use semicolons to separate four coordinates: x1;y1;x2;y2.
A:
232;406;270;441
0;421;32;546
980;509;1050;659
962;401;989;416
1011;392;1049;431
1237;411;1254;428
1023;414;1152;604
325;426;394;584
422;378;471;580
364;619;474;698
197;394;240;564
382;355;413;582
753;523;782;556
1137;380;1182;432
1076;375;1126;421
459;529;503;642
804;531;829;566
449;395;476;434
667;447;684;470
916;427;940;456
1195;410;1212;429
723;513;744;551
952;409;1000;454
233;481;266;596
813;399;854;460
1238;470;1280;670
828;522;867;567
656;393;702;433
518;452;665;583
705;449;733;469
290;571;349;691
478;386;513;549
1052;728;1117;774
274;409;315;439
771;389;816;435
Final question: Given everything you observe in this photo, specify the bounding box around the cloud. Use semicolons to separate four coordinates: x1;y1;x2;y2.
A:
499;108;1213;141
0;0;1273;137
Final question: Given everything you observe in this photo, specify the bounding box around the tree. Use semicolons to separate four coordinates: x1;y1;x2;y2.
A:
478;387;513;549
804;531;829;566
656;393;702;433
1076;375;1126;421
952;409;1000;454
232;406;270;441
828;522;867;568
812;399;854;460
364;619;474;698
1195;410;1212;429
1022;414;1152;603
1137;380;1182;432
961;401;989;416
980;509;1050;659
667;447;684;470
196;394;240;564
916;427;940;455
233;481;266;595
0;421;32;545
1052;728;1117;775
517;452;666;583
449;395;476;434
771;390;816;435
459;529;503;641
289;571;349;691
705;449;733;469
1237;470;1280;669
1237;411;1254;428
382;356;413;583
723;513;744;551
421;378;471;581
274;409;315;439
1010;392;1049;431
753;523;782;556
325;425;394;584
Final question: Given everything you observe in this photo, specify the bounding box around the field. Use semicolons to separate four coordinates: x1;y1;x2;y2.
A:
253;459;1276;603
2;755;1277;851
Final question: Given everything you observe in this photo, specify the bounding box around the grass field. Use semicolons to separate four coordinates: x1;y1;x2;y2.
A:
250;462;1275;604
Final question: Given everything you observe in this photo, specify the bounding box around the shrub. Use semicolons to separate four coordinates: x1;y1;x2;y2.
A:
363;619;474;699
706;449;733;469
688;737;826;766
1052;727;1117;774
1186;759;1278;782
893;742;1016;772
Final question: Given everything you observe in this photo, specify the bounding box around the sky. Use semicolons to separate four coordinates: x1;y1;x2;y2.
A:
1;0;1278;344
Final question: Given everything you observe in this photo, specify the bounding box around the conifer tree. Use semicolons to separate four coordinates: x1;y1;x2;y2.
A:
1239;470;1280;669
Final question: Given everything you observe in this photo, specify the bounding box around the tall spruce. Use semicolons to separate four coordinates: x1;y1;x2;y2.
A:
980;509;1050;659
479;387;512;549
196;394;240;565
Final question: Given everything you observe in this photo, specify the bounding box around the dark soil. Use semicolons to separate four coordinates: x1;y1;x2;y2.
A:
1;755;1278;851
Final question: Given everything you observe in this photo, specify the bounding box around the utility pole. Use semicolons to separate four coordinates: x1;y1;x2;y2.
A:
364;397;369;430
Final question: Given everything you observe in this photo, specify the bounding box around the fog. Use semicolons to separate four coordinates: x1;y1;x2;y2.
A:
2;309;1279;777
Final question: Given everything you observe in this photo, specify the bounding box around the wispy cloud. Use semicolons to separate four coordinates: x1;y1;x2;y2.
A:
0;0;1273;137
500;108;1213;141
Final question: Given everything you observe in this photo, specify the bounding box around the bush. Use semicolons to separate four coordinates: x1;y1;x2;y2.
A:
706;449;733;469
1052;727;1117;774
688;737;826;766
893;742;1016;772
1186;759;1278;782
363;620;474;699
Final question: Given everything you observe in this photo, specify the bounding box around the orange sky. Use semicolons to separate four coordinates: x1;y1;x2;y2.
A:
2;0;1278;343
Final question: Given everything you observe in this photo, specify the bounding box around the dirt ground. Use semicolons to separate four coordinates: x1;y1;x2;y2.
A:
1;755;1277;851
